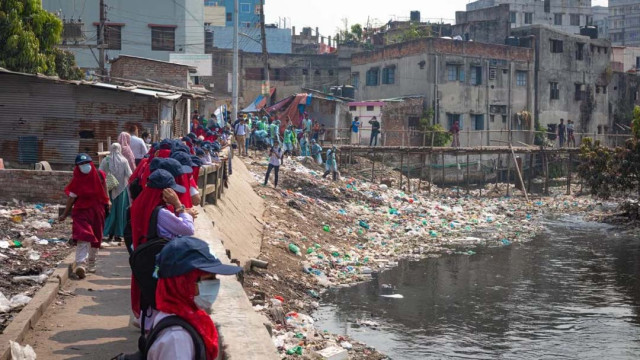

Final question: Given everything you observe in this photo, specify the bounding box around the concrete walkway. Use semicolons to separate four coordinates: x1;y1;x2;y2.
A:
25;246;138;359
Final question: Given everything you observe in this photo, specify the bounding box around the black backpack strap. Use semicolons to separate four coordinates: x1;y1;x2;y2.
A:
146;206;164;241
144;315;206;360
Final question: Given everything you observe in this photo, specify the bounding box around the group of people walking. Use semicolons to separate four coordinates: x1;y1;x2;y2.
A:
59;125;238;359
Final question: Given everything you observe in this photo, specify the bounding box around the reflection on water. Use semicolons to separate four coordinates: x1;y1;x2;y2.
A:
315;216;640;359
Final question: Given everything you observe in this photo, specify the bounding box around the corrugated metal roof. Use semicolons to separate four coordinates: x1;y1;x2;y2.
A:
90;83;183;100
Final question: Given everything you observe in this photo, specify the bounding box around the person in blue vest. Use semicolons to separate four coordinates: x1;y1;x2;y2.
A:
310;139;323;165
322;146;339;181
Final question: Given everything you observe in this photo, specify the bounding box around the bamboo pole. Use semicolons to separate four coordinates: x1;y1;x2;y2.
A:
371;151;375;183
509;145;529;202
466;153;470;195
527;152;534;193
441;151;445;187
566;152;572;195
399;152;404;190
506;150;511;196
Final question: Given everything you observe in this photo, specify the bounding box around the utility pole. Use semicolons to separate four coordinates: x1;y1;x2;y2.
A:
98;0;106;76
259;0;270;106
232;0;239;124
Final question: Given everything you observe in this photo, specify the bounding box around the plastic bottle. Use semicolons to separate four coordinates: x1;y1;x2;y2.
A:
323;225;330;232
288;244;301;256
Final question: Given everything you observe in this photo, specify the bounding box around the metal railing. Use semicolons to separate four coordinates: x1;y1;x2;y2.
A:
316;127;631;148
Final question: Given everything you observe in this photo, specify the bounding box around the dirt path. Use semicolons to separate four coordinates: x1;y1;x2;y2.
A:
24;246;137;359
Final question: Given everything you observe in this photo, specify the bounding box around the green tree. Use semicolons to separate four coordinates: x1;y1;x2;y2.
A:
419;108;451;147
350;24;363;41
0;0;81;79
400;23;431;42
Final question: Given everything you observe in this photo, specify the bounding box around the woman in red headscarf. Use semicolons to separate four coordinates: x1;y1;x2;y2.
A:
59;153;110;279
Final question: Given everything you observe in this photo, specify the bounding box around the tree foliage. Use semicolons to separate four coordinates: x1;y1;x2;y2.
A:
419;108;452;147
578;106;640;198
400;23;431;42
0;0;82;79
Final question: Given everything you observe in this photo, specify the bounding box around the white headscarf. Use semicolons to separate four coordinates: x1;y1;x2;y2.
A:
107;143;132;198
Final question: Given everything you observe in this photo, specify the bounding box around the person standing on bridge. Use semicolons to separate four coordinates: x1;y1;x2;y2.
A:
59;154;110;279
369;116;381;146
558;118;567;148
450;120;460;148
351;116;361;145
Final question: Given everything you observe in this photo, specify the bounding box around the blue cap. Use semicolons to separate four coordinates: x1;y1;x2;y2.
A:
149;157;193;176
156;237;242;278
159;139;173;150
195;147;205;156
75;153;92;164
190;155;203;167
171;151;195;168
147;169;186;193
172;141;191;154
187;132;197;140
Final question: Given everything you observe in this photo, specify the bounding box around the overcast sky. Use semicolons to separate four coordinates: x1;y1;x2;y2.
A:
266;0;608;39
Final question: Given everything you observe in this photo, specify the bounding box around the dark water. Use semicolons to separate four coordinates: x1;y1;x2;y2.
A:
315;216;640;359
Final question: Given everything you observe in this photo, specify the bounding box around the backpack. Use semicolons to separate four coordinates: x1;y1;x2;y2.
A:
111;315;206;360
129;206;166;314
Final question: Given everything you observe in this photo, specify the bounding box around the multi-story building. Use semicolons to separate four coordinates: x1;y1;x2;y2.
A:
42;0;205;72
511;25;611;134
350;37;535;146
463;0;594;34
204;0;262;28
609;0;640;46
592;5;609;40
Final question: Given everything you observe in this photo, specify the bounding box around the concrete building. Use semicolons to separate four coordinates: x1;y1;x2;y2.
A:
43;0;205;72
209;25;292;54
350;37;535;146
204;0;262;28
453;4;512;44
364;12;453;48
592;5;609;40
110;55;197;88
612;45;640;72
462;0;593;35
202;49;345;107
609;0;640;46
511;25;611;135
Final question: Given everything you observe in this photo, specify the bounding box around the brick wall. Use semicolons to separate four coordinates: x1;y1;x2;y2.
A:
0;170;71;204
110;56;191;88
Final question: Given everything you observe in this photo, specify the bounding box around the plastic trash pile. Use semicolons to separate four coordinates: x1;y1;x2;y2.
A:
0;201;72;331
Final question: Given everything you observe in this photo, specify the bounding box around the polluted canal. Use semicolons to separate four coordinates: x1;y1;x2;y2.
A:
315;215;640;359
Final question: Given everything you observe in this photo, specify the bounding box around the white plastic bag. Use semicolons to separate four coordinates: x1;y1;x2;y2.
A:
10;340;37;360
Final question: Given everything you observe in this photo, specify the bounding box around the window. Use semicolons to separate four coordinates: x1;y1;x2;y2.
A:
366;105;375;111
351;72;359;88
510;11;517;24
489;67;497;80
349;106;357;111
447;64;464;82
151;26;175;51
490;115;495;123
502;115;507;123
274;69;281;81
419;60;426;69
240;3;251;13
447;113;462;130
575;83;584;101
550;82;559;100
382;66;395;84
603;86;607;94
473;114;484;130
366;68;379;86
205;30;213;53
99;24;122;50
544;0;550;13
550;39;563;53
254;4;261;15
470;66;482;85
524;12;533;25
516;71;527;86
570;14;580;26
576;42;584;60
554;13;563;26
328;69;334;76
226;12;232;22
302;68;309;76
242;22;251;28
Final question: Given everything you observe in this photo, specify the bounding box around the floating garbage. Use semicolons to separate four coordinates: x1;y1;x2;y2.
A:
288;243;301;256
380;294;404;299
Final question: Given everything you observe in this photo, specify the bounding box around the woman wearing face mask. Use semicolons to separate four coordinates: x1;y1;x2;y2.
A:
149;236;242;360
59;154;110;278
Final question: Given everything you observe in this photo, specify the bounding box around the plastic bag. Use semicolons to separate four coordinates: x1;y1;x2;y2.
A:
10;341;37;360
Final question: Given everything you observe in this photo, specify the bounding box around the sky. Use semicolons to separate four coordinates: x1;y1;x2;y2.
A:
266;0;608;39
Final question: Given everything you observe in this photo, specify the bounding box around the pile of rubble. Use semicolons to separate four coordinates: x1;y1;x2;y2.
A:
242;155;603;359
0;202;72;331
